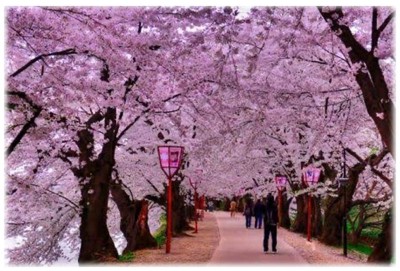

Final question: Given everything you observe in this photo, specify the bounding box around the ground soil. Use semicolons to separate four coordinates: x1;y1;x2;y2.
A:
278;227;368;264
132;211;219;265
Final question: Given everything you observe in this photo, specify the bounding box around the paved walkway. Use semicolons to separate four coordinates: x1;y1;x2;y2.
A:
209;211;308;265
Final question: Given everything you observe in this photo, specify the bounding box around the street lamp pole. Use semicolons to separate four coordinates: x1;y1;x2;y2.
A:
307;193;312;242
166;176;173;253
303;167;321;242
157;145;184;254
194;190;198;233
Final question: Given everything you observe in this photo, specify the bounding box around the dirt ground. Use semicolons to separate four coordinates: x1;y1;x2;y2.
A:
278;227;368;264
132;211;219;265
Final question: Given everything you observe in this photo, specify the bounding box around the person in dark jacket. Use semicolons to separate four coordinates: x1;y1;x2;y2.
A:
263;193;278;253
243;199;253;228
253;199;264;229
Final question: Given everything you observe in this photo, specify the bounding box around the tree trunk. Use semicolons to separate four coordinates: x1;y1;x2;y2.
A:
76;108;120;263
78;167;118;263
130;200;158;251
368;208;392;263
319;163;364;246
292;194;308;234
312;196;323;238
349;205;365;244
223;197;230;212
280;193;291;229
319;8;394;155
171;180;191;235
110;179;157;253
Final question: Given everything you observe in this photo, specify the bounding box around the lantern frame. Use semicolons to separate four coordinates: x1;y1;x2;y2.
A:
303;167;321;187
275;175;287;191
157;145;185;178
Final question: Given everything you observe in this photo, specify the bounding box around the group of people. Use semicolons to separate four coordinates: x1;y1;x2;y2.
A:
232;194;278;253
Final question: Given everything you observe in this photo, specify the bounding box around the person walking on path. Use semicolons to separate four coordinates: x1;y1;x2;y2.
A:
243;199;253;228
230;198;237;217
253;199;264;229
263;193;278;253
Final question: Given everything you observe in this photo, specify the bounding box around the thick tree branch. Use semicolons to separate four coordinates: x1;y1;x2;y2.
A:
143;177;161;195
377;11;395;36
162;93;182;103
145;195;165;207
351;196;389;207
345;148;392;189
6;90;42;153
10;48;76;77
117;109;150;141
154;107;181;114
318;7;368;59
15;178;79;210
371;7;379;52
319;7;394;155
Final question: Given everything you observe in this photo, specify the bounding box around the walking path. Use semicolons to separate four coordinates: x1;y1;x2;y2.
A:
209;211;308;265
131;211;365;265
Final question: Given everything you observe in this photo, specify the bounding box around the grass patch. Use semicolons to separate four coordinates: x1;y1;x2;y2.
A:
361;228;381;239
118;251;135;262
153;213;167;248
348;243;373;256
347;205;384;242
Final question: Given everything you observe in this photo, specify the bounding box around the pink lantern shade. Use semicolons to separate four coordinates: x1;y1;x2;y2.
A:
275;176;287;191
303;167;321;186
157;145;184;178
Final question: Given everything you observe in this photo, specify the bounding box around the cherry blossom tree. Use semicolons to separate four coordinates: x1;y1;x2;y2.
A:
5;6;394;264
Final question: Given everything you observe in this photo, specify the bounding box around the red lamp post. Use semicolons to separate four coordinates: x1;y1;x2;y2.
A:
157;145;185;254
303;167;321;242
275;175;287;227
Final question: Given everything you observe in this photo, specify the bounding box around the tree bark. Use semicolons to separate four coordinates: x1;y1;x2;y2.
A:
6;91;43;157
110;180;157;253
78;164;118;263
280;193;292;229
318;7;394;155
312;196;323;238
349;205;365;244
368;208;392;263
171;180;191;235
128;200;158;251
76;129;118;263
291;194;308;234
76;108;119;263
319;163;365;245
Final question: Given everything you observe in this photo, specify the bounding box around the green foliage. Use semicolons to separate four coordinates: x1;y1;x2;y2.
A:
118;251;135;262
347;205;383;241
153;214;167;248
369;146;379;155
361;227;382;239
348;243;373;256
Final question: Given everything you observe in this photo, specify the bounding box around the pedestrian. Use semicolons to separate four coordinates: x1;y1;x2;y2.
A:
243;198;253;228
263;193;278;253
253;199;264;229
207;200;214;212
230;198;237;217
